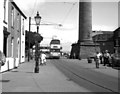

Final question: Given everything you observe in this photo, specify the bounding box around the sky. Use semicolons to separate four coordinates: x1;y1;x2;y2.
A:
15;0;119;52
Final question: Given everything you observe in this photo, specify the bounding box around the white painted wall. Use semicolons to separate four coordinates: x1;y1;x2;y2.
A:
0;0;4;52
20;17;25;63
0;0;20;73
118;1;120;27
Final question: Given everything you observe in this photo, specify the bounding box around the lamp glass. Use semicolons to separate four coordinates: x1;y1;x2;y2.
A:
34;12;41;26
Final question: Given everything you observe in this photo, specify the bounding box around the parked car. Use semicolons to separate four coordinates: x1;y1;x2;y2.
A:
111;53;120;67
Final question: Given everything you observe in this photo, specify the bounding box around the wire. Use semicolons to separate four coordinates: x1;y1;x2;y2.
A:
61;2;77;24
31;0;38;17
41;2;76;27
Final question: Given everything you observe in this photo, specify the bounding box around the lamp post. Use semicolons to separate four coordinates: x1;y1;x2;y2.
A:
34;11;41;73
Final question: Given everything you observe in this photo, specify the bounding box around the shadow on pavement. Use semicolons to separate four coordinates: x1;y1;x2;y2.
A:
0;80;10;83
25;72;34;73
11;70;19;72
11;70;34;73
112;67;120;70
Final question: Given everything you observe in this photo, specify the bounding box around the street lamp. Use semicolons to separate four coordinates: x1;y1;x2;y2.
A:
34;11;41;73
34;11;41;26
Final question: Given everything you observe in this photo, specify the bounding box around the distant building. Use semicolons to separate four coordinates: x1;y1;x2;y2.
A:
70;31;114;59
92;31;114;53
70;43;80;59
113;27;120;54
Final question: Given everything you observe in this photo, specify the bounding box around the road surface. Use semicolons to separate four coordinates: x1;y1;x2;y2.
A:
51;58;119;93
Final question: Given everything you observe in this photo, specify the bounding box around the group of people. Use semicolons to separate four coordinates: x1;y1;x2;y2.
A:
94;50;112;68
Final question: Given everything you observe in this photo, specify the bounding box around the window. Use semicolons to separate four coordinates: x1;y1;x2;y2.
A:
17;13;20;31
11;6;14;27
22;19;24;35
115;39;119;46
119;31;120;37
50;39;60;44
3;0;7;23
50;49;60;52
11;37;14;57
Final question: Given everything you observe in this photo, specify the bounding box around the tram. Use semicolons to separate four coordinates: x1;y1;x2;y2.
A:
49;39;62;59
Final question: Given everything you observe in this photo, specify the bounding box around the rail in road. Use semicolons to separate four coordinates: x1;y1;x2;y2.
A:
50;59;119;93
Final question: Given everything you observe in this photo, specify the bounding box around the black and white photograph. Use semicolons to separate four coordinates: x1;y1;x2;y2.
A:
0;0;119;93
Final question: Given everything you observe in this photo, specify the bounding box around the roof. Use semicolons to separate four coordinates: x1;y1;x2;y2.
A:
92;33;113;42
102;31;113;34
113;27;120;38
114;27;120;31
10;0;27;19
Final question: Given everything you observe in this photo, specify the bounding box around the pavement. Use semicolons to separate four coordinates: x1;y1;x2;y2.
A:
0;58;119;92
1;58;89;92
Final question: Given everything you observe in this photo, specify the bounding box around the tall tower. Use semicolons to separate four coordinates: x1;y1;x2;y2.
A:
78;0;92;43
70;0;100;59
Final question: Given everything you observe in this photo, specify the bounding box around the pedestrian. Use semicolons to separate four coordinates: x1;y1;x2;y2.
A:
101;51;105;64
73;53;76;59
99;52;103;64
108;53;113;67
103;50;111;66
94;51;100;68
40;52;46;65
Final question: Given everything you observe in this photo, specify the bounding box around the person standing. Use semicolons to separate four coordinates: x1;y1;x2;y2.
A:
40;52;46;65
99;52;103;64
94;52;101;68
103;50;111;66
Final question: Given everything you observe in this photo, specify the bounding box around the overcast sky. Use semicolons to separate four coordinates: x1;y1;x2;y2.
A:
15;0;119;51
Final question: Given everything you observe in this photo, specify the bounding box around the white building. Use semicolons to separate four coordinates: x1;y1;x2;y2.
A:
0;0;27;72
118;1;120;27
0;0;9;53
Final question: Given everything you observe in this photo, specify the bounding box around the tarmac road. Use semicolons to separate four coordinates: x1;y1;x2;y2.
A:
51;58;119;93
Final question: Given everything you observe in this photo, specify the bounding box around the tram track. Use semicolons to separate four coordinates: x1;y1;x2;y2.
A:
51;59;119;93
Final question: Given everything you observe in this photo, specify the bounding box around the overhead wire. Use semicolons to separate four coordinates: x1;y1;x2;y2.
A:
61;2;77;25
41;2;77;27
31;0;38;17
54;2;77;30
